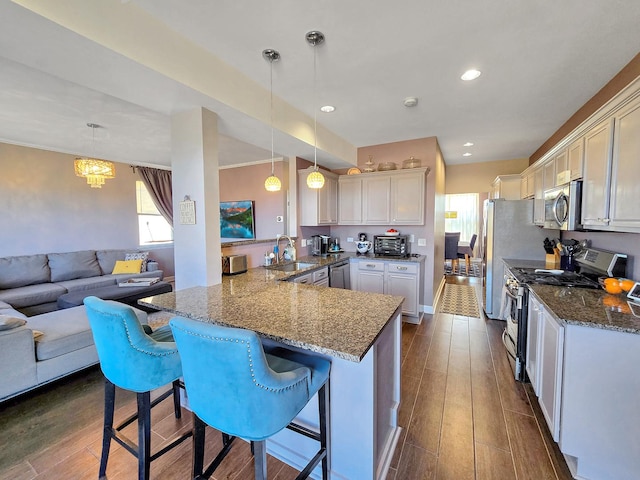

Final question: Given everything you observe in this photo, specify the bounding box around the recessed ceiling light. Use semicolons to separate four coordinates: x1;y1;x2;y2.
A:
320;105;335;113
403;97;419;107
461;69;481;81
463;142;474;147
463;152;472;157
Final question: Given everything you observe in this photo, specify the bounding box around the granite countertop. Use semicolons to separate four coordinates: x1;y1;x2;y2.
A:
503;258;640;335
140;263;404;362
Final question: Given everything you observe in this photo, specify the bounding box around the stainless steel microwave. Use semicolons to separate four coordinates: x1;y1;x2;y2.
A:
543;180;582;231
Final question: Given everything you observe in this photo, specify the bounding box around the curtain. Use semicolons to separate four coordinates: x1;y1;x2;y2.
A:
137;167;173;225
445;193;479;242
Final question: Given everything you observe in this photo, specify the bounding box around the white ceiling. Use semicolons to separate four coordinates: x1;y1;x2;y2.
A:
0;0;639;169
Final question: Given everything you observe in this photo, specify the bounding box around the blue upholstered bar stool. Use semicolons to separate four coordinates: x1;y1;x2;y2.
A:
83;297;192;480
169;316;331;480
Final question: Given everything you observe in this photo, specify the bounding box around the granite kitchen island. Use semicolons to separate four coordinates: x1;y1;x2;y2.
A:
140;266;404;480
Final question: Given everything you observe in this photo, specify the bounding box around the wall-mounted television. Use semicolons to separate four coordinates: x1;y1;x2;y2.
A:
220;200;256;239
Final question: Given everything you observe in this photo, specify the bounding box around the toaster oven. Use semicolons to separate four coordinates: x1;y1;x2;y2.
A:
373;235;411;257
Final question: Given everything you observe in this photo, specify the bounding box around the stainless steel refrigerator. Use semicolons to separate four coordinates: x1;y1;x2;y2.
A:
482;199;557;319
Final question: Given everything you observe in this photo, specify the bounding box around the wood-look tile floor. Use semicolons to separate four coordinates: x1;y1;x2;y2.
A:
0;276;573;480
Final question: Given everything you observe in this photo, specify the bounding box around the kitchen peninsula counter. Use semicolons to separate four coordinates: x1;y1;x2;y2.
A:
140;263;404;479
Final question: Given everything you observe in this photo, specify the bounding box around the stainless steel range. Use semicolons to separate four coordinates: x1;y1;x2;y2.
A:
502;247;627;381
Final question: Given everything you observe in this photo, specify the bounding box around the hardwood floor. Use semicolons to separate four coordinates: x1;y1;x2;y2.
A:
0;276;573;480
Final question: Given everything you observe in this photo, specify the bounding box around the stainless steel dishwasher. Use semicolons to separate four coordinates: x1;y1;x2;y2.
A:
329;260;350;289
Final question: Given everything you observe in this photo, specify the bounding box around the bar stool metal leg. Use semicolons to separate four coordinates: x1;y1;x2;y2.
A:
99;380;116;479
137;392;152;480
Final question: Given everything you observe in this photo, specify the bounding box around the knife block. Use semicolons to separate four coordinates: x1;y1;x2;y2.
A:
545;249;561;268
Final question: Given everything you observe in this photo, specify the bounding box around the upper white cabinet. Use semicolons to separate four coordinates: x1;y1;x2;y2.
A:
390;172;425;224
338;168;428;226
363;175;391;224
337;176;363;224
567;137;584;181
533;167;545;225
581;119;613;228
582;95;640;232
520;171;535;199
608;96;640;231
491;174;521;200
299;168;338;226
542;159;556;191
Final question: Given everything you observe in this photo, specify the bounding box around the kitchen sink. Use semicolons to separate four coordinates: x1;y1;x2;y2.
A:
266;262;316;272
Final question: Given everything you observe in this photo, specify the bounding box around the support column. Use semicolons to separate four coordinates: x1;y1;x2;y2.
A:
171;108;222;289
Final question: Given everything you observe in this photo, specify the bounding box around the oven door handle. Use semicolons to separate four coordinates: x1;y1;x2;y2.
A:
502;329;517;360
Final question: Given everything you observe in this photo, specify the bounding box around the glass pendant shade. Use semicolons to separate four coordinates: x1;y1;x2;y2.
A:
74;158;115;188
306;168;325;189
265;174;282;192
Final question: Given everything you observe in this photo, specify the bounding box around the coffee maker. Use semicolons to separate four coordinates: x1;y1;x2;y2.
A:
311;235;330;256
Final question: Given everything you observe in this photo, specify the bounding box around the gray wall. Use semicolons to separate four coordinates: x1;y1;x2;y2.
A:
0;142;175;275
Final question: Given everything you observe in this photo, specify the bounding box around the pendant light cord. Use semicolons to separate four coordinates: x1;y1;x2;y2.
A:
270;57;275;176
313;42;318;170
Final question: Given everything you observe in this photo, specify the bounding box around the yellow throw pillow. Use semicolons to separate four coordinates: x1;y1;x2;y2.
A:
112;259;144;274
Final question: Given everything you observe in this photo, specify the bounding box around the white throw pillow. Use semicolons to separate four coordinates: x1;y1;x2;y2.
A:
125;252;149;272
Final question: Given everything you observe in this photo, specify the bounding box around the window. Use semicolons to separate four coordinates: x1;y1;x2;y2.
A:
136;181;173;245
445;193;479;242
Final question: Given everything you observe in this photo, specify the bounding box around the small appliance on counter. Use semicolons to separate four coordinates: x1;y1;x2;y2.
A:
311;235;330;256
222;254;247;275
373;235;411;257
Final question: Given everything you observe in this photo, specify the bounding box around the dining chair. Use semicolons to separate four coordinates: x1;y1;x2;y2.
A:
457;233;478;273
445;232;461;273
83;297;192;480
169;316;331;480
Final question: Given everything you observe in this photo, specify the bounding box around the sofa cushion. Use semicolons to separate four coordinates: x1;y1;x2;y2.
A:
27;304;148;361
0;314;27;330
0;254;50;289
48;251;102;282
96;249;129;275
55;276;116;293
0;283;67;309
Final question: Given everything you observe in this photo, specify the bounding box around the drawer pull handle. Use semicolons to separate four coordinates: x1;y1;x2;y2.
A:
396;266;408;271
366;264;376;268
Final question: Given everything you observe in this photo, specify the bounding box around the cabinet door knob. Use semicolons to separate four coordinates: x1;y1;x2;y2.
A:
397;266;407;271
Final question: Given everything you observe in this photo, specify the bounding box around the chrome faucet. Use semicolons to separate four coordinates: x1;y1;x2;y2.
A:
276;234;295;262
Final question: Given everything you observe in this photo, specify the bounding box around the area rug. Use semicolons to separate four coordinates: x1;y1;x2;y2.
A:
439;284;480;317
444;258;483;278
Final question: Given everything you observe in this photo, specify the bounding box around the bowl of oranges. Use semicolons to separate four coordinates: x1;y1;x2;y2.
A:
599;277;635;295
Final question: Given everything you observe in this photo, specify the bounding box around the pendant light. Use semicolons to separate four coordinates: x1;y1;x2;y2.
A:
306;30;325;189
74;123;115;188
263;48;282;192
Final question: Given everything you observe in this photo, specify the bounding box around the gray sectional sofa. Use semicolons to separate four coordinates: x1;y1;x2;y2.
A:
0;300;150;402
0;249;165;402
0;249;163;316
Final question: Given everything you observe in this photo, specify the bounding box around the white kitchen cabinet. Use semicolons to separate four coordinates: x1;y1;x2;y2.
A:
538;306;564;442
337;176;362;224
581;119;613;228
491;175;521;200
526;295;542;395
386;262;419;317
353;258;424;323
568;137;584;180
520;171;534;199
390;172;424;224
553;149;569;186
338;168;428;226
299;168;338;226
290;267;329;286
608;96;640;231
542;159;556;192
363;175;391;225
355;260;385;294
533;167;545;225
